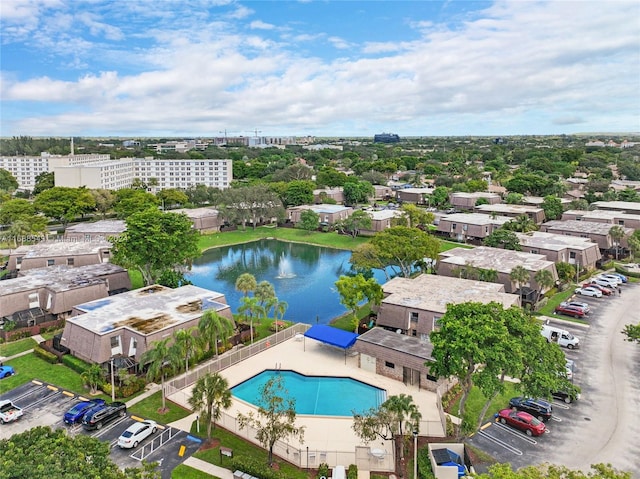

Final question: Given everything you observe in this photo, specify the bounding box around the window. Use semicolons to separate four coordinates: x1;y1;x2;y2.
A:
67;258;75;266
110;336;120;348
432;316;442;330
385;361;395;369
47;259;55;266
426;373;438;382
530;249;538;254
569;251;576;259
618;220;625;226
452;223;457;230
410;312;418;322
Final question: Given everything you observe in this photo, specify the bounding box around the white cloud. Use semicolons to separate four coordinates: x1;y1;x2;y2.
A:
249;20;275;30
2;0;639;136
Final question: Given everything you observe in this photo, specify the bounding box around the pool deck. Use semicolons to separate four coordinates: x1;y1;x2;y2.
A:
167;334;444;459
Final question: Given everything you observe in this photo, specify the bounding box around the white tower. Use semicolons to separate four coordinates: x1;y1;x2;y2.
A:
70;137;75;156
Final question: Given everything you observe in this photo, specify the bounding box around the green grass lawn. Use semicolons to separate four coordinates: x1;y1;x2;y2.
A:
190;422;309;479
536;287;576;316
0;337;37;358
128;391;192;424
199;226;370;251
0;352;108;399
171;464;220;479
450;381;520;432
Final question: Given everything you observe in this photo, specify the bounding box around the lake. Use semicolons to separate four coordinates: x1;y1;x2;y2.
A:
186;239;388;325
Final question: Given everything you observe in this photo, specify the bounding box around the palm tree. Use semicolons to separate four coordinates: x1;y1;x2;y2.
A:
272;299;288;341
188;372;232;440
255;280;276;310
141;338;179;413
534;269;555;304
609;225;625;260
172;327;199;374
506;214;537;233
510;265;530;304
198;310;235;357
81;364;104;395
238;296;265;344
382;394;422;463
235;273;257;297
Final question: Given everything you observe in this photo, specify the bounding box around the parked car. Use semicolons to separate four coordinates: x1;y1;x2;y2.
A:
496;409;547;436
559;301;590;314
552;389;580;404
508;397;553;422
117;419;157;448
565;359;575;381
82;402;127;430
0;365;15;379
608;272;628;283
597;274;622;286
582;283;613;295
554;304;586;318
63;399;106;425
574;286;602;298
589;277;619;289
0;399;23;424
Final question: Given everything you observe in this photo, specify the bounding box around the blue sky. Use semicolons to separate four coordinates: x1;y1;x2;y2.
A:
1;0;638;137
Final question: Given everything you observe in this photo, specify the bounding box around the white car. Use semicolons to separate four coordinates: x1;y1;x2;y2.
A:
117;420;157;448
589;277;619;289
598;274;622;285
574;286;602;298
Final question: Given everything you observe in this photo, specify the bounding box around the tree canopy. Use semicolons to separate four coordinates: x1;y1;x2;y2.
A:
111;209;200;286
475;462;631;479
33;186;96;230
483;228;522;250
0;426;159;479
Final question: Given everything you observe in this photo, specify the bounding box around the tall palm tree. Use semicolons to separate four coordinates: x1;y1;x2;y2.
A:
172;327;199;374
235;273;257;297
506;214;537;233
198;310;235;357
609;225;625;260
510;265;530;304
238;296;265;344
188;372;232;440
255;280;276;310
534;269;555;304
141;338;179;412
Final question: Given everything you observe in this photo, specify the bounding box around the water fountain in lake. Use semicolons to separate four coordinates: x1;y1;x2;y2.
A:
276;254;296;279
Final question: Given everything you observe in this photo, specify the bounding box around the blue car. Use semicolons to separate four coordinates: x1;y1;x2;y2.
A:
63;399;106;425
609;272;628;283
0;365;15;379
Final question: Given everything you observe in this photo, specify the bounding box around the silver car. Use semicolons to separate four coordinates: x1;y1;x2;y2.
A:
117;420;158;448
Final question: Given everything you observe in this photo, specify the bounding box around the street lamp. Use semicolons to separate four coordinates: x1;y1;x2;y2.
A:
413;429;419;479
110;357;116;402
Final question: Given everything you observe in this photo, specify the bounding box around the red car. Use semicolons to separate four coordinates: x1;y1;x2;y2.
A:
554;304;586;318
582;283;613;295
497;409;547;436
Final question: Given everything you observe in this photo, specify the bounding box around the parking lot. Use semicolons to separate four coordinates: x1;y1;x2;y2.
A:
0;381;201;478
467;281;640;474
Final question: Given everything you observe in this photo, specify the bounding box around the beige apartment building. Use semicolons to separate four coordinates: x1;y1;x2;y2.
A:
561;209;640;230
286;204;354;226
64;220;127;242
516;231;601;271
475;203;546;224
540;220;633;251
60;285;232;365
449;192;502;210
436;212;512;242
8;240;113;271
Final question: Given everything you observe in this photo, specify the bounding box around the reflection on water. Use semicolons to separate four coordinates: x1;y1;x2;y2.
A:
187;239;388;325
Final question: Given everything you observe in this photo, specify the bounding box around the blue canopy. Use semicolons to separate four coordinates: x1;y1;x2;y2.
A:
304;324;358;349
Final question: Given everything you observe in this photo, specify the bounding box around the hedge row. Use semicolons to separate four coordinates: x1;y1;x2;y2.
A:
34;346;58;364
61;355;91;374
227;456;288;479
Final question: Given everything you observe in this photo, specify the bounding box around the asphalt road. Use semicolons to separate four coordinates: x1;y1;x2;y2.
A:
545;282;640;474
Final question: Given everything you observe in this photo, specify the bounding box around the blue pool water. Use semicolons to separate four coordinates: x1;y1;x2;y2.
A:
231;370;386;417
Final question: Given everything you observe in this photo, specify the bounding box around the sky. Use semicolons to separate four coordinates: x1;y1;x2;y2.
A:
1;0;639;138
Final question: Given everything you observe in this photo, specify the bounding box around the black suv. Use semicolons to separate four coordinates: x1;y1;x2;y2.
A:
508;397;553;422
82;402;127;430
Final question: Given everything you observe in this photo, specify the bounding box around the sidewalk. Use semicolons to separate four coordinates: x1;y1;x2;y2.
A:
167;413;234;479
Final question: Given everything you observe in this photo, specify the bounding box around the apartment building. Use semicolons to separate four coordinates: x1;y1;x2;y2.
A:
449;192;502;210
516;231;601;270
475;203;546;224
561;209;640;230
436;212;512;242
540;220;633;251
8;240;113;271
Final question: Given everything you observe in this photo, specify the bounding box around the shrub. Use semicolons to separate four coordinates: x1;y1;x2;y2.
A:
417;447;436;479
227;456;287;479
317;463;330;478
34;345;59;364
347;464;358;479
62;355;91;374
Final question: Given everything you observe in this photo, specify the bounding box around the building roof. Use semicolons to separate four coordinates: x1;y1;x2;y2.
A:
368;209;403;221
450;192;501;199
562;209;640;222
12;240;112;258
522;196;571;206
171;207;219;218
398;187;434;194
2;263;127;295
543;220;634;235
439;212;512;226
475;204;543;214
592;201;640;214
355;327;434;361
67;284;229;336
516;231;599;252
381;274;519;313
438;246;554;273
65;220;127;234
309;204;351;214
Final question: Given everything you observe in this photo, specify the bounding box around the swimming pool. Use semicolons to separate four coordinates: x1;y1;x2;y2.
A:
231;370;386;417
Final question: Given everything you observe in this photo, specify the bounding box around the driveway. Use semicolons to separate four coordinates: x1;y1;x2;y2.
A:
545;282;640;473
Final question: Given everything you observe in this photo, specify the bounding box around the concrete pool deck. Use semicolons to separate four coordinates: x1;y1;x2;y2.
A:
167;334;445;467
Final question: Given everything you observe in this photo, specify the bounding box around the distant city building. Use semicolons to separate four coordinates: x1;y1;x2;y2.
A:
373;133;400;143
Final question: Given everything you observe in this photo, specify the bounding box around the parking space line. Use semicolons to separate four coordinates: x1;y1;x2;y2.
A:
31;380;43;386
477;429;523;455
550;416;562;422
21;389;60;411
552;401;570;410
494;422;538;444
130;415;145;422
90;416;129;438
62;391;75;398
46;385;58;392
